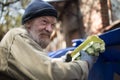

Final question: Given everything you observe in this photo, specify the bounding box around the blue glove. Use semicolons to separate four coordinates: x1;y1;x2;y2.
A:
80;50;98;69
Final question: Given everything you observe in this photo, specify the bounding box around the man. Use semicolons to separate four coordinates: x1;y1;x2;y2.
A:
0;0;102;80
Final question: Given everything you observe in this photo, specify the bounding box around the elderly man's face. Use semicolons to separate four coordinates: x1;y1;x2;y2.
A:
27;16;57;48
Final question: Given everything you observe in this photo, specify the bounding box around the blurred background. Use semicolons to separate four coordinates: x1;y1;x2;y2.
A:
0;0;120;52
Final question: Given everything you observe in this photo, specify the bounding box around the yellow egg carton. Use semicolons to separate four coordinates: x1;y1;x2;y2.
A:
71;35;105;61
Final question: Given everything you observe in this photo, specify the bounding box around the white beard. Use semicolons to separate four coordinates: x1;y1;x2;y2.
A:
28;30;50;49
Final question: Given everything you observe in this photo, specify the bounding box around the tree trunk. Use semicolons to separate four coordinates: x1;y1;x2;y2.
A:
61;0;85;47
100;0;110;28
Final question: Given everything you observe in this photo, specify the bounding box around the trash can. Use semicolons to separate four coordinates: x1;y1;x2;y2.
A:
48;28;120;80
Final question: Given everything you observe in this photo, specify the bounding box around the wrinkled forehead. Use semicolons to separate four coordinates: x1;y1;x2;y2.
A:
35;16;57;24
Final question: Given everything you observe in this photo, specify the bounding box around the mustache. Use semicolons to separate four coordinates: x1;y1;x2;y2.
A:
39;30;51;37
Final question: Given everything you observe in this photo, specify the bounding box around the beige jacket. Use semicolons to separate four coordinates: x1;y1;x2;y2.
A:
0;27;88;80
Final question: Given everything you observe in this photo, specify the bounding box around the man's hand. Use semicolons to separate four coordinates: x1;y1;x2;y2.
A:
80;50;98;69
80;42;105;69
64;50;99;69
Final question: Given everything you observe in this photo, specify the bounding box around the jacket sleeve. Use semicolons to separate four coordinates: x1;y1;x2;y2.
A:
0;30;89;80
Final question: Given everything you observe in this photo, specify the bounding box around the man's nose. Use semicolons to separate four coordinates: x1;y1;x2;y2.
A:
46;24;53;32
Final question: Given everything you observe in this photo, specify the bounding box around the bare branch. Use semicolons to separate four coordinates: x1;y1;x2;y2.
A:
0;0;20;6
0;0;20;20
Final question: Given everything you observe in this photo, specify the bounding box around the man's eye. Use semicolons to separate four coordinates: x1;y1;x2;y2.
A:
52;24;55;29
41;20;47;25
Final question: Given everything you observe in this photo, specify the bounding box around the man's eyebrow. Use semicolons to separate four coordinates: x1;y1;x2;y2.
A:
39;17;46;20
40;16;57;24
40;17;49;22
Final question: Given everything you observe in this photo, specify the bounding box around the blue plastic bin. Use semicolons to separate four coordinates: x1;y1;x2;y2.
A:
48;28;120;80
